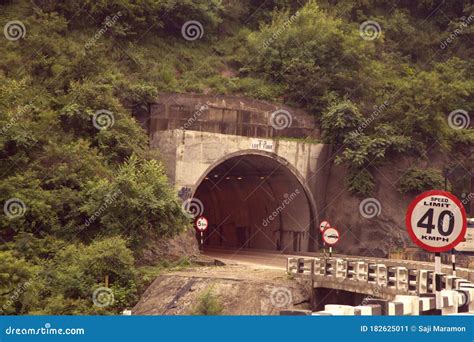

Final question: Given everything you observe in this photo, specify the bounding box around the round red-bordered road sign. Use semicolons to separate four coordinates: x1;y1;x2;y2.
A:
319;220;331;232
322;227;340;245
406;190;467;253
195;216;209;232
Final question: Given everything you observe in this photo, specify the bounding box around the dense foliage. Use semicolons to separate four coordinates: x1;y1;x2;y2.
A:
1;0;472;314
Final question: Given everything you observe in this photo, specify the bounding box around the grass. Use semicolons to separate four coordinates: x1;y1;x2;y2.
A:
192;286;223;315
137;257;195;291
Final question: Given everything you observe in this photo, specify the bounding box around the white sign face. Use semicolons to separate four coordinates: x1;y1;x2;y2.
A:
323;227;340;245
195;216;208;232
250;139;274;152
319;220;330;232
406;190;467;253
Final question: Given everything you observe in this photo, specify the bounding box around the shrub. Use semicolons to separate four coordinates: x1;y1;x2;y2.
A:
347;168;375;197
193;286;223;315
397;167;445;194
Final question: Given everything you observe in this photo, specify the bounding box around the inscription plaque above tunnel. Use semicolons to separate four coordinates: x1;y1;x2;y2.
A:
140;93;320;139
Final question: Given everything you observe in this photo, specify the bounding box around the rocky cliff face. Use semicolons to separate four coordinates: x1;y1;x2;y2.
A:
137;229;200;265
132;264;310;315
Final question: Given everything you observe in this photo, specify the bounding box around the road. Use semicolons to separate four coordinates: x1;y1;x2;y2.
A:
202;247;474;280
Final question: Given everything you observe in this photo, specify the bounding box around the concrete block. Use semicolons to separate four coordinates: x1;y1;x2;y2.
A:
324;305;361;316
279;309;312;316
354;304;382;316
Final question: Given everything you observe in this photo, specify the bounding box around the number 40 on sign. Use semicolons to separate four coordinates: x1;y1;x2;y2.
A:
406;190;467;253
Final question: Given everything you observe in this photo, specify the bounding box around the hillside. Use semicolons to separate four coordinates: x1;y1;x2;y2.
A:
0;0;472;315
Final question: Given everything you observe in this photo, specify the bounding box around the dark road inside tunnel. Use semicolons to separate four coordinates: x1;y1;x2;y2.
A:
193;154;315;253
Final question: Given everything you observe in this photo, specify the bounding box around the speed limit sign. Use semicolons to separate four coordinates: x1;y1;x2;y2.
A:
319;220;330;232
195;216;208;232
406;190;467;252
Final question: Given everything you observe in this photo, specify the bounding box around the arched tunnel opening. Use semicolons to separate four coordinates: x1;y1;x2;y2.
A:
194;154;315;253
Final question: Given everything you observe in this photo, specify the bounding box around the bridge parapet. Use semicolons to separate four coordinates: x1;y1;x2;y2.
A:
287;257;474;315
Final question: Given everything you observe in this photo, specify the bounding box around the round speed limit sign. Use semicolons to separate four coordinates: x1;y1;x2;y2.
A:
406;190;466;252
322;227;340;245
195;216;208;232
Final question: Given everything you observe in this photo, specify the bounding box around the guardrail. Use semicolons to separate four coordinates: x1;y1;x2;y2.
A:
286;257;474;315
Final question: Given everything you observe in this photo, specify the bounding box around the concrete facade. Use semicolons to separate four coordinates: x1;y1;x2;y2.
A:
143;93;331;252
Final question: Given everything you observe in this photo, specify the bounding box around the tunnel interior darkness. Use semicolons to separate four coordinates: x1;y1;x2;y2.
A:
194;154;313;253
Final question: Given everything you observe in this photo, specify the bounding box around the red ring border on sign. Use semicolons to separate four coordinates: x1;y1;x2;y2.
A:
319;219;331;232
405;190;467;253
195;216;209;232
322;227;340;246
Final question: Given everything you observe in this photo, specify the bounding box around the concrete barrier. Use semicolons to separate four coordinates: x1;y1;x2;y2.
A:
324;305;361;315
287;256;474;316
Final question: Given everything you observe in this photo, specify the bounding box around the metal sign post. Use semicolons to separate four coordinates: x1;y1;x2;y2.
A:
195;216;209;251
451;249;456;277
405;190;467;310
319;220;331;256
322;227;340;258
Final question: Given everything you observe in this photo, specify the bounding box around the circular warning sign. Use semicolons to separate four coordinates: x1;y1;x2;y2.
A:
406;190;467;253
322;227;340;245
195;216;208;232
319;220;331;232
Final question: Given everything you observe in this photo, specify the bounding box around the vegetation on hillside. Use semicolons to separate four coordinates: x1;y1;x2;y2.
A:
0;0;472;314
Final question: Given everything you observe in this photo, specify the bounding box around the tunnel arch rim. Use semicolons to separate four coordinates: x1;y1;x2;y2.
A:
191;149;318;237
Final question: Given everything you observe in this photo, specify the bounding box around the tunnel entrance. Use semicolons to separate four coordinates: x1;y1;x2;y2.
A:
193;153;314;253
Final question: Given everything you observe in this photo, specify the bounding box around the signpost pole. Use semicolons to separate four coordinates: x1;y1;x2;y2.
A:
200;231;204;250
451;250;456;277
329;246;332;258
434;252;442;309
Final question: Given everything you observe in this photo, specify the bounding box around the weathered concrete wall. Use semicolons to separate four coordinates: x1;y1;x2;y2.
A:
139;93;320;139
151;129;331;251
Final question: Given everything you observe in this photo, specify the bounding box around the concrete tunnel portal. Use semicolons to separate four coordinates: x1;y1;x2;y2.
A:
193;153;315;253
